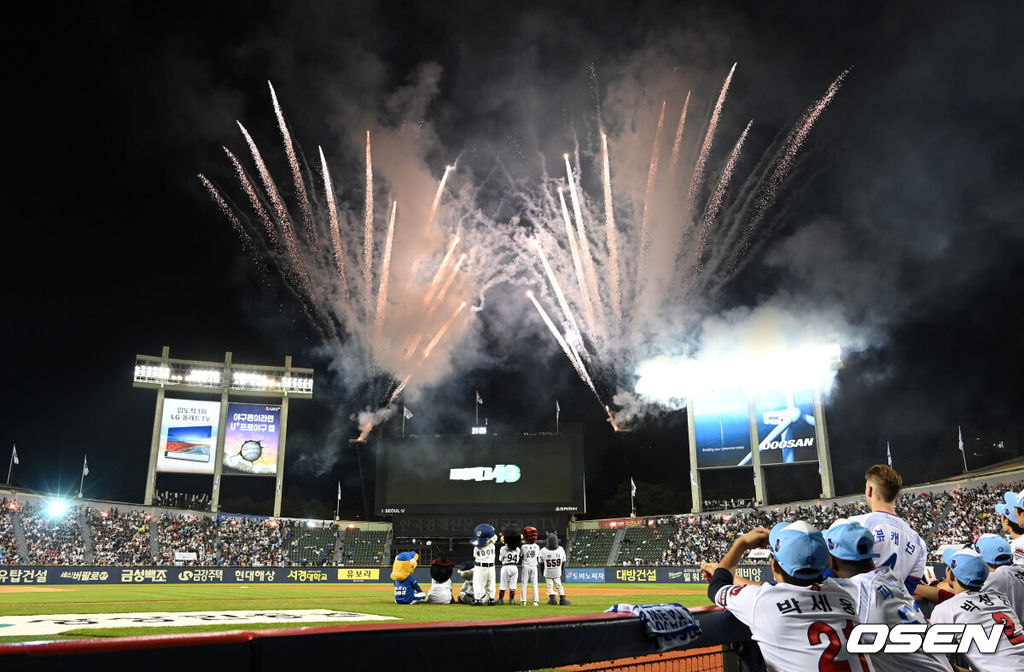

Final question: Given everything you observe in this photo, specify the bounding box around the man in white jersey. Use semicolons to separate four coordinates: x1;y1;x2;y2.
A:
930;548;1024;671
999;492;1024;566
539;532;570;605
704;521;873;672
847;464;927;593
825;520;952;672
520;526;541;606
469;523;497;605
976;533;1024;619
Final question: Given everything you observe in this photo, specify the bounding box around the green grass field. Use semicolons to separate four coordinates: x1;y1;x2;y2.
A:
0;582;711;644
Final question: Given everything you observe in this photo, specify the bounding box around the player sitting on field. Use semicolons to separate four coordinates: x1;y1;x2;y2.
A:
702;521;871;672
824;519;952;672
847;464;928;593
929;548;1024;671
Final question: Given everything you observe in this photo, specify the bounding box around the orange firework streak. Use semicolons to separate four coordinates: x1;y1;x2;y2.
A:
427;253;466;317
425;165;454;233
687;64;736;226
319;146;351;301
374;201;398;350
423;235;460;305
362;131;374;316
638;101;666;260
224;148;279;247
420;301;467;361
668;91;691;181
270;82;317;262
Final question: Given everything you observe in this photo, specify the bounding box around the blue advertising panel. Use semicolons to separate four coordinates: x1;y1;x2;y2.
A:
156;398;221;474
752;389;818;465
222;403;282;476
692;388;751;469
564;568;606;583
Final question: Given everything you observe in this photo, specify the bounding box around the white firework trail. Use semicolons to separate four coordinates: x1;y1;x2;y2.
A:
362;130;374;316
269;81;318;262
558;186;596;333
531;238;589;366
696;120;752;266
601;132;622;327
374;200;398;351
667;91;691;181
319;145;351;301
563;154;605;339
686;63;736;224
638;101;666;261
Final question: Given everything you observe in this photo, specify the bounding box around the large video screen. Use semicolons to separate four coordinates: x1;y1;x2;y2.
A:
375;431;585;515
693;388;752;469
222;402;281;476
753;389;818;465
157;398;221;474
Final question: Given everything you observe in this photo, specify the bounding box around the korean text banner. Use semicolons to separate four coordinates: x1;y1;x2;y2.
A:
692;388;752;469
156;398;221;474
222;402;281;476
753;389;818;465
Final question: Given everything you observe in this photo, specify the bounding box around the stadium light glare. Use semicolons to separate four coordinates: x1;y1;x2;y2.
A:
46;500;68;518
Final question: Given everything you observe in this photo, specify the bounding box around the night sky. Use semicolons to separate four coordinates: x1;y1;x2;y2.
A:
3;1;1023;520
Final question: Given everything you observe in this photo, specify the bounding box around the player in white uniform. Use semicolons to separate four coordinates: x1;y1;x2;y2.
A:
976;533;1024;619
497;535;521;605
520;526;541;606
470;523;497;605
539;532;570;605
998;494;1024;566
704;521;872;672
825;520;952;672
846;464;926;593
930;548;1024;671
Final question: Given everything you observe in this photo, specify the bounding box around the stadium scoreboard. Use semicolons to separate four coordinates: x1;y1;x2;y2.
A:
375;429;585;515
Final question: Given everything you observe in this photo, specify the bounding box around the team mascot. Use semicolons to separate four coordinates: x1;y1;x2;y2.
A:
470;523;498;605
539;532;570;605
497;526;522;605
391;551;426;604
457;560;477;604
519;525;542;605
426;552;455;604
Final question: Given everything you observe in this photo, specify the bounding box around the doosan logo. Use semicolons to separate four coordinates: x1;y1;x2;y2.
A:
847;623;1003;654
763;438;814;450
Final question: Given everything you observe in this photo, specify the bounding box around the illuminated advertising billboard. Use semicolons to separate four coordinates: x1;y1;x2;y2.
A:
222;402;281;476
157;398;221;474
376;429;585;514
693;388;752;469
753;389;818;465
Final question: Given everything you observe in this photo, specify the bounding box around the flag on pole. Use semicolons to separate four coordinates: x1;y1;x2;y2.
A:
630;478;636;497
886;441;892;467
11;445;18;465
403;406;413;419
689;472;698;487
337;482;342;501
82;456;89;476
555;400;560;419
476;391;483;405
958;426;964;452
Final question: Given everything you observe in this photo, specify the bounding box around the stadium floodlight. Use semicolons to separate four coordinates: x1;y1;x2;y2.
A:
46;499;68;518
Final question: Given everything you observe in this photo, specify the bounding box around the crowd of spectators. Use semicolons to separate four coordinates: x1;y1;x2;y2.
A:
155;512;217;565
19;501;86;565
216;517;288;566
88;507;154;565
1;500;18;563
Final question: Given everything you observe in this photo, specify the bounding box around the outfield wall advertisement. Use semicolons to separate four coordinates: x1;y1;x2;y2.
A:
222;402;281;476
156;399;221;474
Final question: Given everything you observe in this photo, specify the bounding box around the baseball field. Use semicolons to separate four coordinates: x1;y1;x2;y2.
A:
0;582;711;644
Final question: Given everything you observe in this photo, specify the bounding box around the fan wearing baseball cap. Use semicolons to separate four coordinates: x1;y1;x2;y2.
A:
825;520;951;672
975;533;1024;623
701;521;870;672
997;491;1024;566
930;548;1024;671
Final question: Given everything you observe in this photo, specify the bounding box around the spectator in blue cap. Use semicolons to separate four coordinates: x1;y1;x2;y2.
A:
976;533;1024;621
930;549;1024;670
701;521;870;672
825;520;951;672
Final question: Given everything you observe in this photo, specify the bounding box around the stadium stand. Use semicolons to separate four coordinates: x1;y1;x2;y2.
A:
337;527;389;565
156;512;217;565
0;503;18;564
216;517;286;567
285;521;338;566
568;528;617;565
19;501;86;565
618;523;674;565
88;507;154;565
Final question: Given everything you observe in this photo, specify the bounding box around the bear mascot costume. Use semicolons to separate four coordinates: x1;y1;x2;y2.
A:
426;551;455;604
470;523;497;605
